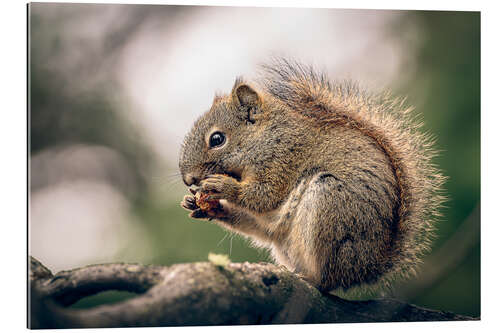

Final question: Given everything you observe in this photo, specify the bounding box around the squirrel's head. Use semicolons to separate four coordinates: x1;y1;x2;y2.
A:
179;78;267;187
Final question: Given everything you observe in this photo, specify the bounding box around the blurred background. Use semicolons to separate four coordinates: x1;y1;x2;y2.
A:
29;4;480;317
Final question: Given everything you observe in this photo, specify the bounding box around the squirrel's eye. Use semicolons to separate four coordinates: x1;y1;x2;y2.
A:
209;132;226;148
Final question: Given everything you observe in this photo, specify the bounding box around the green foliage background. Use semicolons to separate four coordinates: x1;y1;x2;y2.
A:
391;11;480;316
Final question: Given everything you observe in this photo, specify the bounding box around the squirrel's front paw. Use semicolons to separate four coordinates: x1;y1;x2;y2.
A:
181;194;198;211
200;174;241;203
181;193;229;220
181;194;212;220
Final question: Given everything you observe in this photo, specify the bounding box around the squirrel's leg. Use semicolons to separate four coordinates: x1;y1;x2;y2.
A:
275;172;396;292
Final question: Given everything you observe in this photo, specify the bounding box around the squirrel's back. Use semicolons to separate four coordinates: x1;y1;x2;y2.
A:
259;58;446;290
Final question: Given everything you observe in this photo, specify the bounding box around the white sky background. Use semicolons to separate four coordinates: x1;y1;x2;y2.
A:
116;6;408;164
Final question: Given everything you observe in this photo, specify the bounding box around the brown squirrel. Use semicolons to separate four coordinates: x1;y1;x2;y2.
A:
179;58;445;293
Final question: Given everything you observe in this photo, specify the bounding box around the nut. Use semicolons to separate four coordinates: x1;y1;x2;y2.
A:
195;191;219;211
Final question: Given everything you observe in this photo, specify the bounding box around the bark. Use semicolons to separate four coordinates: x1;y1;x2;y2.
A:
28;256;476;329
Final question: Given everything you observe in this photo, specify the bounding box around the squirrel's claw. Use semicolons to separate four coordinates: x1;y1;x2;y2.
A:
181;195;198;211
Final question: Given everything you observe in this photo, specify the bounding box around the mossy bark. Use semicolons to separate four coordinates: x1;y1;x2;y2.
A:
28;256;475;329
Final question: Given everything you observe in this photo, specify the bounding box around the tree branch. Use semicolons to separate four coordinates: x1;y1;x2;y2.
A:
28;256;476;328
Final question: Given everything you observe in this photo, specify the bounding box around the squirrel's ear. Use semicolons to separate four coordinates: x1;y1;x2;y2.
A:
232;79;260;109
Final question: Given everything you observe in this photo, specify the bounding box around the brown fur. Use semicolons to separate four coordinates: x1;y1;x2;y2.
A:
179;58;445;293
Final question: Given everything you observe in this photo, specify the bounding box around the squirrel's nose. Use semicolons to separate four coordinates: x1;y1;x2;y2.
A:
183;173;199;186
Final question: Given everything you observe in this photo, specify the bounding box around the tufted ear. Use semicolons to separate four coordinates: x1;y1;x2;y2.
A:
232;78;260;107
231;78;261;123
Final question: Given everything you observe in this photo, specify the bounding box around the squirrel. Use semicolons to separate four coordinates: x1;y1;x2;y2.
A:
178;58;445;293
